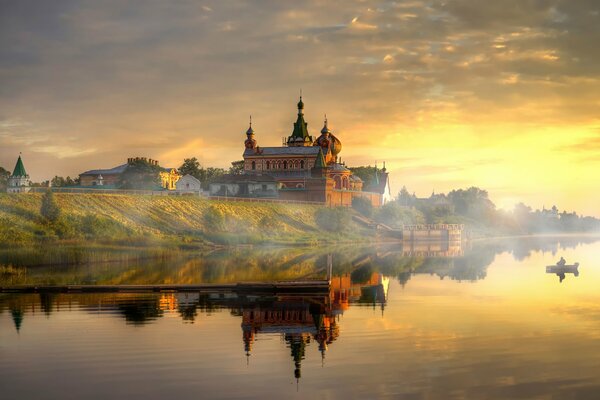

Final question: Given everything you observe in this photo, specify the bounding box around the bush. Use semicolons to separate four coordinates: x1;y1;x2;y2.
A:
315;207;350;232
374;202;425;228
203;205;225;231
40;190;61;223
352;197;373;218
259;214;283;231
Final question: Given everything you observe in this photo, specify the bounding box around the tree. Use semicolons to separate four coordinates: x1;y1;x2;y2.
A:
0;166;9;190
40;190;61;223
119;159;162;190
315;207;350;232
348;166;378;189
178;157;203;180
229;160;244;175
203;167;226;189
397;186;414;206
352;197;373;217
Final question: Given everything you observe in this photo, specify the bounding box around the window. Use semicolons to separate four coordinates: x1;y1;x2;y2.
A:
283;161;287;169
266;161;270;169
252;161;256;170
300;160;305;169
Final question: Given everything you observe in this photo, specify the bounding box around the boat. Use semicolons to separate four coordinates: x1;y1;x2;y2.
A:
546;263;579;276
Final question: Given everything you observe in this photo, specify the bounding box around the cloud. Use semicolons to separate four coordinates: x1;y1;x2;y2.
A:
0;0;599;213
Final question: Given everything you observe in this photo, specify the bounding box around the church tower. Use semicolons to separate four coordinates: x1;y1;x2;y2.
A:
287;96;314;147
7;154;31;193
244;116;258;151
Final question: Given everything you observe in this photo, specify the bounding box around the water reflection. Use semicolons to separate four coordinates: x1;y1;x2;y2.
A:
2;236;600;399
0;270;390;382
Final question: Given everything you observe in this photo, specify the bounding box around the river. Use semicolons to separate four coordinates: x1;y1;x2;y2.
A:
1;236;599;399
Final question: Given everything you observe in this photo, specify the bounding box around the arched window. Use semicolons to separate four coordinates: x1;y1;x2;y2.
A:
294;160;299;169
251;161;256;170
283;161;287;169
300;160;305;169
334;176;341;189
266;161;270;170
342;176;349;190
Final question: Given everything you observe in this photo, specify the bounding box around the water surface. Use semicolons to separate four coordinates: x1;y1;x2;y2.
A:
1;236;600;399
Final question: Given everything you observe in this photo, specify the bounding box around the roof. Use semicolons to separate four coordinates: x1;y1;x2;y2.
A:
365;171;390;194
328;163;351;172
178;174;201;184
80;163;129;176
314;148;326;168
288;99;312;143
244;146;322;157
210;174;277;183
11;155;27;177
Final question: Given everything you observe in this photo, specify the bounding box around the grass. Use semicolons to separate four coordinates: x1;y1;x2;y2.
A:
0;193;374;247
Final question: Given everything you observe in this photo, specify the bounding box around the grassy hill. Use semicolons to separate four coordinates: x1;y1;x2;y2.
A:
0;193;372;247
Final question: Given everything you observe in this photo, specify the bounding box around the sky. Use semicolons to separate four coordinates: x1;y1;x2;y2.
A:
0;0;598;215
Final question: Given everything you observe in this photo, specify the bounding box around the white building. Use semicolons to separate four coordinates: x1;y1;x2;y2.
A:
175;174;204;194
7;155;31;193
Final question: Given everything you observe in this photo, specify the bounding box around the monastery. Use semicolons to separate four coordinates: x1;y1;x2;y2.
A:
211;97;392;206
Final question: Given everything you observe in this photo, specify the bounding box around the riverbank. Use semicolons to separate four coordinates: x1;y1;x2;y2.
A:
0;193;376;247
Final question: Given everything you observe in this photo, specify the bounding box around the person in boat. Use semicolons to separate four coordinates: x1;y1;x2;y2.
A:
557;257;566;267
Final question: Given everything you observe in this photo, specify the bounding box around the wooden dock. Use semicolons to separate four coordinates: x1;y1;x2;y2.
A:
0;281;331;294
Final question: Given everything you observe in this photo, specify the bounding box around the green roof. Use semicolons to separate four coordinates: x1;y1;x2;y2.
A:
11;155;27;177
314;148;326;168
288;98;312;143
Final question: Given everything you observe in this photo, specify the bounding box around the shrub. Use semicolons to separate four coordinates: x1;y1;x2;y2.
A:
259;214;283;231
352;197;373;218
40;190;61;223
203;205;225;231
315;207;350;232
374;202;425;227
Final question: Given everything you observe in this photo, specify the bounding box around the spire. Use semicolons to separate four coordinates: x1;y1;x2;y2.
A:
11;154;28;178
297;91;304;114
321;114;331;135
314;148;326;169
288;95;312;146
246;115;254;135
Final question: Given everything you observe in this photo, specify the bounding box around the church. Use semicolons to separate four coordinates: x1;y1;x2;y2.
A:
212;97;391;206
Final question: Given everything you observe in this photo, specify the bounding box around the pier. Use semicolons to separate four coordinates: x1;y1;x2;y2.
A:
0;281;330;295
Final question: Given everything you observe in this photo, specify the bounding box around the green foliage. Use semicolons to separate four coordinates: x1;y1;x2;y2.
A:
350;264;374;284
50;176;78;187
178;157;227;189
315;207;350;232
203;205;225;231
352;197;373;217
119;159;162;190
0;166;9;190
229;160;245;175
374;202;425;227
40;190;61;223
259;214;283;230
348;166;378;189
178;157;203;180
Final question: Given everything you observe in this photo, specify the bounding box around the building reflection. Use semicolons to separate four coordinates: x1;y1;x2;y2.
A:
0;273;389;382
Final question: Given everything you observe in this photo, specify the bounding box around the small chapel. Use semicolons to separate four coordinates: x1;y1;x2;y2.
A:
6;154;31;193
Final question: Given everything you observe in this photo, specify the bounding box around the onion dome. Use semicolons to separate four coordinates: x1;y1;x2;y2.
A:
244;115;257;150
321;115;331;135
246;115;254;136
297;96;304;112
